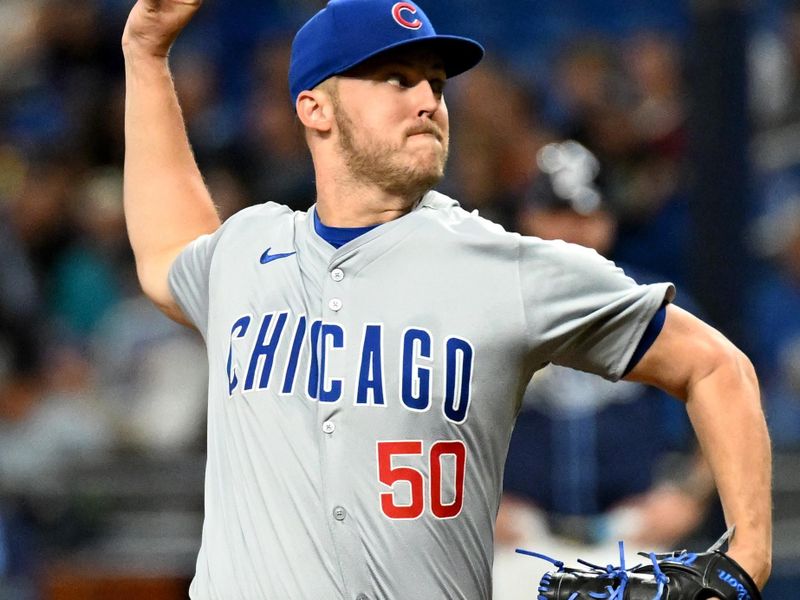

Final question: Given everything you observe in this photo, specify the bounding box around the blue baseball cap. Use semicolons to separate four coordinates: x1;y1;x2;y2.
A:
289;0;484;105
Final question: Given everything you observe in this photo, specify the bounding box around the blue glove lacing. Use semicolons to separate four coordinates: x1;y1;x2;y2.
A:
517;541;671;600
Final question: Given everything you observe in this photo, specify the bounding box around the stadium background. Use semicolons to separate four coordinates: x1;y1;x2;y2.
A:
0;0;799;598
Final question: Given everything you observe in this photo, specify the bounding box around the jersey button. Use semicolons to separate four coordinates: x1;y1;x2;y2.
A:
322;421;335;434
331;268;344;282
328;298;343;312
356;594;370;600
333;506;347;521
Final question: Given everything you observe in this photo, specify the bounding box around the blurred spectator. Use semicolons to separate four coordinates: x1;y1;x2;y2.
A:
444;61;553;229
36;0;125;161
0;148;51;480
544;37;629;137
228;36;316;211
751;1;800;178
747;0;800;452
171;49;238;168
0;1;44;93
7;153;79;280
0;501;39;600
626;32;686;153
0;309;113;599
91;296;208;454
0;346;113;491
751;0;800;131
0;211;45;383
749;191;800;447
619;31;686;217
540;33;691;288
611;31;690;287
49;167;133;340
205;165;252;221
493;142;709;600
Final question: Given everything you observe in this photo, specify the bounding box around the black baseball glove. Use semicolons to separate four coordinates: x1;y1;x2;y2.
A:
517;527;761;600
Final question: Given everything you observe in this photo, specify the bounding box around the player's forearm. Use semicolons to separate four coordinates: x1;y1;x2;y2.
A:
684;348;772;587
123;49;220;302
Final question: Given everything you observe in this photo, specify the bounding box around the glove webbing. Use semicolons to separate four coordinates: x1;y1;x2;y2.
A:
517;541;672;600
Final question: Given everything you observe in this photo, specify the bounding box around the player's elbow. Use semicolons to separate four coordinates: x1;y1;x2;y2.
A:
732;344;759;392
135;256;190;326
135;260;169;306
686;333;759;403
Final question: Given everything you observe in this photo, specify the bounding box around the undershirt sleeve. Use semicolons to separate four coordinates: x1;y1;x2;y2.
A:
622;303;667;376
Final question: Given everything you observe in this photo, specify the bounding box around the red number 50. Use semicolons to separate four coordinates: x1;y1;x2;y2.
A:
377;440;467;520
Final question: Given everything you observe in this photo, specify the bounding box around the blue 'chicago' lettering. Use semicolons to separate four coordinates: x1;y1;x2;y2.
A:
244;312;288;392
226;315;474;424
401;328;432;411
281;315;307;395
444;337;474;423
357;325;385;406
227;316;252;395
306;320;322;399
320;323;345;402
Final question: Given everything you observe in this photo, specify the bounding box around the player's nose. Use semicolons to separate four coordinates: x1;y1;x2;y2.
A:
413;80;443;118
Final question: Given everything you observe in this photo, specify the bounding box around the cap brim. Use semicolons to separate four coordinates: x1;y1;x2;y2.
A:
334;35;485;82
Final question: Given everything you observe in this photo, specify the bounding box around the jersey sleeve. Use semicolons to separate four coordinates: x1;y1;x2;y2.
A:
168;228;225;337
519;237;675;381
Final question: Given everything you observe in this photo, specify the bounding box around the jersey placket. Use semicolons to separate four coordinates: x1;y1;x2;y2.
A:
315;249;374;600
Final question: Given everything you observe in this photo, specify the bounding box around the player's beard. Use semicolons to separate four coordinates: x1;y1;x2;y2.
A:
331;92;449;199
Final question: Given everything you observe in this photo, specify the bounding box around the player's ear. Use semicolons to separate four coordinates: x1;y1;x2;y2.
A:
296;88;334;134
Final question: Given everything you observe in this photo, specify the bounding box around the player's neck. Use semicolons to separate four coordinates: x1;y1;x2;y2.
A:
314;174;423;227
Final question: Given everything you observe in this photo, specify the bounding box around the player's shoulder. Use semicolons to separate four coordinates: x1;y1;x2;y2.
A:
418;192;603;257
220;201;296;229
211;201;300;242
418;191;516;241
186;202;302;263
520;233;609;263
520;234;633;286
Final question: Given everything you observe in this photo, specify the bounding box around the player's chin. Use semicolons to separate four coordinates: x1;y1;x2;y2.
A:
408;146;446;174
409;168;445;195
389;162;444;197
409;158;445;185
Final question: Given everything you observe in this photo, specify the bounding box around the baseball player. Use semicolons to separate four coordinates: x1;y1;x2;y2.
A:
121;1;772;599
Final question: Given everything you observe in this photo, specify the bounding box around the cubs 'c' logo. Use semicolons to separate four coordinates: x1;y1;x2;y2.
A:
392;2;423;30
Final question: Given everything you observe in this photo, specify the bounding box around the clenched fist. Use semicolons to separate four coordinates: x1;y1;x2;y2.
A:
122;0;202;58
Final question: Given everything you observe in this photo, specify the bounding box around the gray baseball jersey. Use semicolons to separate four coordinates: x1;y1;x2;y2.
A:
169;190;674;600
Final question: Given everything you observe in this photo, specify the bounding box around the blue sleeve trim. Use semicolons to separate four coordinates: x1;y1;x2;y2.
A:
623;305;667;376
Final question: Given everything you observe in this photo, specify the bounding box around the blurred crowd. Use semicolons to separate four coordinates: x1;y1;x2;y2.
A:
2;0;800;597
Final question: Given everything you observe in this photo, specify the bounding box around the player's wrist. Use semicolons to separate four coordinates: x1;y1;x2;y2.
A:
727;542;772;589
122;44;173;84
122;32;172;61
121;16;188;60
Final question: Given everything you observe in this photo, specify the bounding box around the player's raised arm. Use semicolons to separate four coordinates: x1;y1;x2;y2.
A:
122;0;221;324
624;304;772;589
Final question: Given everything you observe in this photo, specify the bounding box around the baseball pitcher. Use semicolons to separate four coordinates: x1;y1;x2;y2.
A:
121;1;771;598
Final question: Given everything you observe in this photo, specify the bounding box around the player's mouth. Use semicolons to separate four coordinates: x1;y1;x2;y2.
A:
406;124;443;142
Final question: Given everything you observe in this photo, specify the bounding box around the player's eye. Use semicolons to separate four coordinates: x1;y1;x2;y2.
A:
429;78;446;97
387;73;411;88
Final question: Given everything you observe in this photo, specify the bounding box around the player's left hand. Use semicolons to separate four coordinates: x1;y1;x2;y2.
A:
613;484;706;548
621;488;770;590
